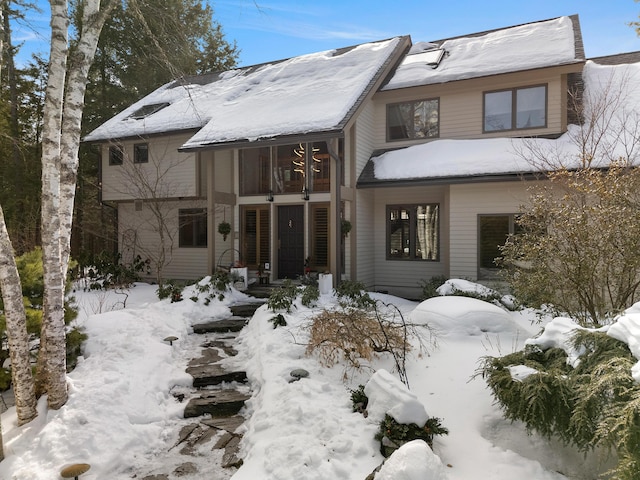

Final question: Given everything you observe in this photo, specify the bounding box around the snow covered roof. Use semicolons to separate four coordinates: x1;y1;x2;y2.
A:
361;59;640;187
382;16;583;91
83;36;409;147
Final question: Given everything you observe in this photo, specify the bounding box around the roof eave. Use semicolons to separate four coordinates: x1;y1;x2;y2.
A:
357;171;544;189
178;129;345;153
82;127;202;145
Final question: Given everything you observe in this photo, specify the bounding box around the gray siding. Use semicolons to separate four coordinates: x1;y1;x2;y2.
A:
448;180;537;280
119;200;209;281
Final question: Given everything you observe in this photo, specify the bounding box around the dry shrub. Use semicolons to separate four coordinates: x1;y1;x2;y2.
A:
306;306;409;375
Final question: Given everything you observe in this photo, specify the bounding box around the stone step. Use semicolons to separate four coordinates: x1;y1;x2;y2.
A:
192;317;247;334
184;390;251;418
230;302;264;317
200;339;238;357
187;363;247;387
201;415;244;433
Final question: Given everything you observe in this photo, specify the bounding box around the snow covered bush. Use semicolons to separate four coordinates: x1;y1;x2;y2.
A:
267;279;299;313
362;370;448;458
375;415;448;456
481;321;640;479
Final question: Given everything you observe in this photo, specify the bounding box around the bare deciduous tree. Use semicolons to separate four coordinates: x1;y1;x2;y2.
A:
501;65;640;325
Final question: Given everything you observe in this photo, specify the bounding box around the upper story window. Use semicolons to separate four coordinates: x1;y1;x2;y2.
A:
134;143;149;163
108;145;124;166
483;85;547;132
387;99;439;141
387;204;439;261
240;147;270;195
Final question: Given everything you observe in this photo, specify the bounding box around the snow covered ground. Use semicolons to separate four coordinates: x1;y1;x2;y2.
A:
0;279;629;479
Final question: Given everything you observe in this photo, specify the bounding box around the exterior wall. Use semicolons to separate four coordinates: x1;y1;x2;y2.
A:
353;104;378;287
372;185;448;299
372;65;578;150
448;179;542;280
118;199;209;281
212;149;237;269
101;133;199;202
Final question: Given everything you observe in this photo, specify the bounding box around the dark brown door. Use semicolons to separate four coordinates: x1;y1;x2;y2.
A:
278;205;304;279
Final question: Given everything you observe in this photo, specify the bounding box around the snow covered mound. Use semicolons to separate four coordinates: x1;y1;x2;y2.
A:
375;440;448;480
412;296;515;335
364;369;428;426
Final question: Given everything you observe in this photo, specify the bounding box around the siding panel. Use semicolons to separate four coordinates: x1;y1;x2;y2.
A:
449;180;538;280
102;134;198;202
118;200;209;281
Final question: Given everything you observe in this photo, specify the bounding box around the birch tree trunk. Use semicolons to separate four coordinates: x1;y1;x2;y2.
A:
37;0;116;409
0;1;36;460
0;207;37;426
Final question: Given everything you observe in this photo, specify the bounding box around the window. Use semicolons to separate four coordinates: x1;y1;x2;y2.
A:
387;99;439;141
134;143;149;163
387;204;439;261
108;145;124;166
179;209;207;248
128;102;170;120
239;141;339;197
478;214;521;278
311;205;329;270
240;147;270;195
242;207;270;267
310;142;330;192
484;85;547;132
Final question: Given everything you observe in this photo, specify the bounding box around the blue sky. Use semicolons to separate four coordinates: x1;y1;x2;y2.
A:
11;0;640;67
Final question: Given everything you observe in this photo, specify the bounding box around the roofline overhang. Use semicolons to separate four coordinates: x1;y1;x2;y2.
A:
82;127;201;145
357;171;546;189
178;129;345;153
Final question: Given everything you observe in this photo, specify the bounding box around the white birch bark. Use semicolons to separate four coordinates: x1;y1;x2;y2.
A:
37;0;70;409
38;0;116;409
0;207;37;427
0;2;37;461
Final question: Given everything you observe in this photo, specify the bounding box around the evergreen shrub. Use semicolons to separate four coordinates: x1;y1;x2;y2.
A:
482;329;640;479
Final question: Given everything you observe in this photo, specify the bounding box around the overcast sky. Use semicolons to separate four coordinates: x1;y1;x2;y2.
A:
10;0;640;67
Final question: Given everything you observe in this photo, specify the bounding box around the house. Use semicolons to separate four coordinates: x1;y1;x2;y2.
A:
84;14;640;298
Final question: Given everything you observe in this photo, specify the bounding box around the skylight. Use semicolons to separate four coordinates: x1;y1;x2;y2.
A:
403;49;446;69
128;102;170;120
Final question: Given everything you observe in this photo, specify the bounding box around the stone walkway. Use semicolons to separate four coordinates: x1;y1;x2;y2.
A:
136;301;263;480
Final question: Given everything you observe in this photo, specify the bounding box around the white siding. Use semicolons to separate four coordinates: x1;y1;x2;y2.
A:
102;134;199;202
448;180;540;280
118;199;209;281
372;186;448;299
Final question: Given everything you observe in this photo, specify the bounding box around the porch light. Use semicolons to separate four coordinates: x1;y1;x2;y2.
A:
302;186;309;201
267;190;274;202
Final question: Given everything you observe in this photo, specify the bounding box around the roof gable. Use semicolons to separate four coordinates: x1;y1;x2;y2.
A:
382;15;583;91
84;37;409;146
